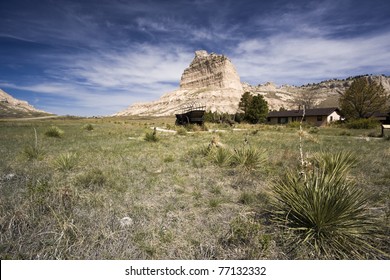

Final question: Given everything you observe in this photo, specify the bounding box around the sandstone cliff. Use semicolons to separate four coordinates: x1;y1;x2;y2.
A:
115;50;244;116
0;89;50;118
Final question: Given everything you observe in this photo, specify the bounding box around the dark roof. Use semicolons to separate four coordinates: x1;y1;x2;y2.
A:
268;107;339;118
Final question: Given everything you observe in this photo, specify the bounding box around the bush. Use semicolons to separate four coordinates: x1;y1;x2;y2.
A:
272;151;382;259
83;124;94;131
45;126;64;138
345;118;380;129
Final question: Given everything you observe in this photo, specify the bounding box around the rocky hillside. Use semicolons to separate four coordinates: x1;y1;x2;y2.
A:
0;89;50;118
246;75;390;110
115;50;390;116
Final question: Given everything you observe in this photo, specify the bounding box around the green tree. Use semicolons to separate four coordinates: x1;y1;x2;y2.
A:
339;77;388;119
238;92;253;116
245;95;269;124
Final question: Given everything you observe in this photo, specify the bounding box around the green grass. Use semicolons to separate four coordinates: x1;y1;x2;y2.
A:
0;117;388;259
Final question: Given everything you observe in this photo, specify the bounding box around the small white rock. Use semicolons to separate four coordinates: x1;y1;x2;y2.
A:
5;173;15;180
120;217;133;227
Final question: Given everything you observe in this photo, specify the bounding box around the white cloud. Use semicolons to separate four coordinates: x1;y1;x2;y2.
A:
232;31;390;85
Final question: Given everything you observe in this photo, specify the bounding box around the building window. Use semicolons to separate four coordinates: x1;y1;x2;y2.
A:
330;116;333;121
278;117;288;124
317;116;323;121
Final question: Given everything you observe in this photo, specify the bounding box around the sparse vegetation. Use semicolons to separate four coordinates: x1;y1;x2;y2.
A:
0;116;388;259
45;126;64;138
83;123;94;131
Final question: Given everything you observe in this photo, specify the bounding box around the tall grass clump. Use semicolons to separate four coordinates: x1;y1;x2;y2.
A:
144;128;159;142
272;151;384;259
23;128;45;160
54;152;78;171
45;126;64;138
231;146;267;171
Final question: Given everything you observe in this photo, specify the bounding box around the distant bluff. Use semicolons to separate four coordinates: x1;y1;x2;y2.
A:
0;88;50;118
115;50;390;116
114;50;244;116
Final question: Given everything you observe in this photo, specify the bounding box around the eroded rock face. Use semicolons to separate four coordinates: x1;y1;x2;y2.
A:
180;50;243;92
115;50;244;116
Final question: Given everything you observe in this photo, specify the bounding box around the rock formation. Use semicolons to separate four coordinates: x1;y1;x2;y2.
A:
0;88;50;118
115;49;390;116
115;50;244;116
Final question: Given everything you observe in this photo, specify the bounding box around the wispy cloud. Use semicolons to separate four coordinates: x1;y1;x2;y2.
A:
233;31;390;85
0;44;195;115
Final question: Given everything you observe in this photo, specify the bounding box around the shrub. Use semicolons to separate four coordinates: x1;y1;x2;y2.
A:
272;151;382;259
345;118;379;129
83;124;94;131
308;127;319;134
45;126;64;138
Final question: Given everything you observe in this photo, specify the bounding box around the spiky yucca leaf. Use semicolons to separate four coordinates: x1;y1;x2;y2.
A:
231;146;267;171
210;147;232;167
55;152;78;171
273;152;382;259
311;150;357;176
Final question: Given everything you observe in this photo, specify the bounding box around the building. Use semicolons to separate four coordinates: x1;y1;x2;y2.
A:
267;107;341;126
371;111;390;124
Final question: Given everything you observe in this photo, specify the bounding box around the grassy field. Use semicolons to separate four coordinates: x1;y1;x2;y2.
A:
0;116;389;259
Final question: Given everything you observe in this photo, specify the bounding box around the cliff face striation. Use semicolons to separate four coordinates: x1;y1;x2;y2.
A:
115;50;244;116
0;89;50;118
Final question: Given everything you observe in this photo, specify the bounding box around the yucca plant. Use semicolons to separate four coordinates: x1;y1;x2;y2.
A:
45;126;64;138
210;146;232;167
23;128;45;160
231;146;267;171
272;151;383;259
54;152;78;171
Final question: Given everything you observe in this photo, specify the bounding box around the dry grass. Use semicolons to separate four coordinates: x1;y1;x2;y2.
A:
0;117;388;259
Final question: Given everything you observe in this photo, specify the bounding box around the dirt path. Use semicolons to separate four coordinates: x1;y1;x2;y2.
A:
0;115;60;121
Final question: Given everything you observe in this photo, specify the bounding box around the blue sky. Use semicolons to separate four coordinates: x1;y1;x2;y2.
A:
1;0;390;116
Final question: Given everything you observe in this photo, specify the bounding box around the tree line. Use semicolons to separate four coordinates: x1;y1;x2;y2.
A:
204;76;389;124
